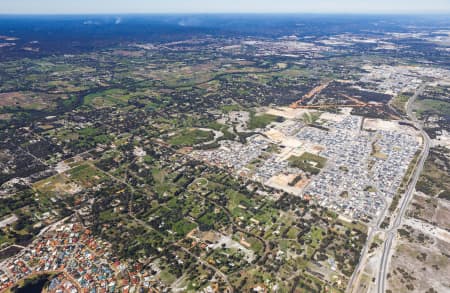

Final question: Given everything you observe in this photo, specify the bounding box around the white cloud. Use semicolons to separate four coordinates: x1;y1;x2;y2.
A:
1;0;449;14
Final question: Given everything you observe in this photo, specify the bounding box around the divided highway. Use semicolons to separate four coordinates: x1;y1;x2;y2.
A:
376;85;430;293
347;85;429;293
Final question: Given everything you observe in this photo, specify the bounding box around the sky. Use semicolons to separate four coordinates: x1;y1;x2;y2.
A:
1;0;450;15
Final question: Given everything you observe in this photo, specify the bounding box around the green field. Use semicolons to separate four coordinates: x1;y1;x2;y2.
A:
206;121;236;140
288;152;327;175
67;164;107;187
220;104;241;113
391;94;411;114
168;128;214;146
84;88;132;108
171;220;197;236
415;99;450;117
248;113;284;130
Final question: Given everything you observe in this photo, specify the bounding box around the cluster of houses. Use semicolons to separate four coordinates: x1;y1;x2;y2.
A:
360;65;450;95
192;135;270;172
193;112;420;222
300;116;419;219
0;223;163;292
372;131;420;198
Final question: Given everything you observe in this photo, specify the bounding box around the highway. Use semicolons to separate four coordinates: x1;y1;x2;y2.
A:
346;197;388;293
347;85;429;293
376;85;430;293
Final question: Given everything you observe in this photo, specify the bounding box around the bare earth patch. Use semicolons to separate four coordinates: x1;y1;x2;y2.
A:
408;192;450;231
266;173;307;196
266;107;318;120
388;226;450;293
0;92;54;110
0;92;28;107
436;200;450;230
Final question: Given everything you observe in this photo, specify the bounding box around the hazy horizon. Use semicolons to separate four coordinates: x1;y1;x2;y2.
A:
1;0;450;15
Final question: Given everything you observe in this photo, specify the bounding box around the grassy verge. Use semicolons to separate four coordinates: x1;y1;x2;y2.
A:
391;93;411;114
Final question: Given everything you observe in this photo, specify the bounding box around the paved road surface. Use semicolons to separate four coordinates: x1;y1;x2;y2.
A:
347;85;429;293
376;85;430;293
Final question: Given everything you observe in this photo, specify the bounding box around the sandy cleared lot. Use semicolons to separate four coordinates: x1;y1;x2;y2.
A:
265;129;304;150
0;92;28;107
434;132;450;148
210;235;256;262
269;173;297;186
264;129;285;143
363;118;417;134
266;107;319;120
34;174;82;195
113;50;145;57
320;112;346;122
0;214;18;228
276;146;303;161
403;218;450;243
266;173;308;196
0;113;12;120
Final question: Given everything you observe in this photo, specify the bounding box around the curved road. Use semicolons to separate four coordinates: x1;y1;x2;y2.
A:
376;85;430;293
